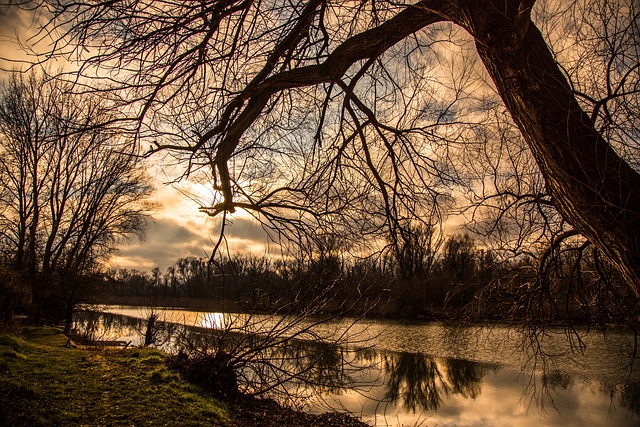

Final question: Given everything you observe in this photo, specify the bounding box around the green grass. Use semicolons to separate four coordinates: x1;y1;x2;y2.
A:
0;327;229;426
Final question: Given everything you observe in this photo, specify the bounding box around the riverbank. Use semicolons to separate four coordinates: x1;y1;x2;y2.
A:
98;295;456;322
99;295;640;326
0;326;369;426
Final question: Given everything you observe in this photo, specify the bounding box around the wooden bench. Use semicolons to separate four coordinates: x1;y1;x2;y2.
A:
92;340;132;348
66;335;131;349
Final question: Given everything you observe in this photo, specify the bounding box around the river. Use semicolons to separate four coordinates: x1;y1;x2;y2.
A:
75;305;640;427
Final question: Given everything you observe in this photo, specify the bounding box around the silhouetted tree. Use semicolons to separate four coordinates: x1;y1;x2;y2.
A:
0;71;154;330
7;0;638;305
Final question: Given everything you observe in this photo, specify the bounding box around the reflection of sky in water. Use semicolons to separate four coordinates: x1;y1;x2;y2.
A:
318;365;640;427
89;305;640;427
200;312;226;329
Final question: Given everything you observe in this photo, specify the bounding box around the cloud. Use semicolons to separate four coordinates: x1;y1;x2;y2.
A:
148;217;203;242
225;215;272;243
101;159;272;271
110;208;272;272
0;3;25;29
111;217;211;271
0;4;42;67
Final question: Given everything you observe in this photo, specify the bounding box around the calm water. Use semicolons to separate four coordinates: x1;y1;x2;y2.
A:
77;305;640;427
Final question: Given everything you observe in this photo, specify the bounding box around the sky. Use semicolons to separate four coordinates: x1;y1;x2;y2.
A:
0;3;479;274
0;5;272;273
109;165;272;272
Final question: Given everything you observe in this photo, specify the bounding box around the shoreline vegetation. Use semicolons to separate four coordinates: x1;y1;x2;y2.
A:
0;326;369;427
98;294;640;328
101;242;640;327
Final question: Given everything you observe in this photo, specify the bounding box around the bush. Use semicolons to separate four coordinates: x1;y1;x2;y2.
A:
169;350;238;398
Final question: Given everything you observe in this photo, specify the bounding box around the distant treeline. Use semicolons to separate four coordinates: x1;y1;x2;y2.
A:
102;234;639;325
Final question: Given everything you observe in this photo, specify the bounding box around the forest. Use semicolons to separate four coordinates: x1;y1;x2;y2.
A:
103;231;640;325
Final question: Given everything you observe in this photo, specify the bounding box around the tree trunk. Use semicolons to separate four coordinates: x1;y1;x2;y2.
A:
461;2;640;295
64;301;74;335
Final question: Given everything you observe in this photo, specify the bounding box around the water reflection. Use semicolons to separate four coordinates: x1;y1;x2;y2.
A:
385;352;447;411
621;381;640;415
73;309;640;427
200;312;226;329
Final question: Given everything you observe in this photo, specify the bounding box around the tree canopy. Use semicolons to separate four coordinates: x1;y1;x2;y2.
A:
0;71;154;326
4;0;640;298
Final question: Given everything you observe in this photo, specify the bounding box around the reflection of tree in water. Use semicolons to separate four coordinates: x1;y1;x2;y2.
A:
617;381;640;416
74;311;142;340
385;352;446;412
84;312;490;412
384;352;489;412
74;311;179;346
445;358;484;399
267;339;353;395
542;370;572;390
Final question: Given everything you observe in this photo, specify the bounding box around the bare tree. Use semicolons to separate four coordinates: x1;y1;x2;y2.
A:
7;0;640;300
168;291;375;405
452;0;640;324
0;70;154;330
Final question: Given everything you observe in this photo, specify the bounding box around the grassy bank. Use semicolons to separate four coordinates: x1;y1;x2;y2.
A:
0;327;369;427
0;326;229;426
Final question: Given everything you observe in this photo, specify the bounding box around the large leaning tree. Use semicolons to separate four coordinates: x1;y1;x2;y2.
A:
7;0;639;296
